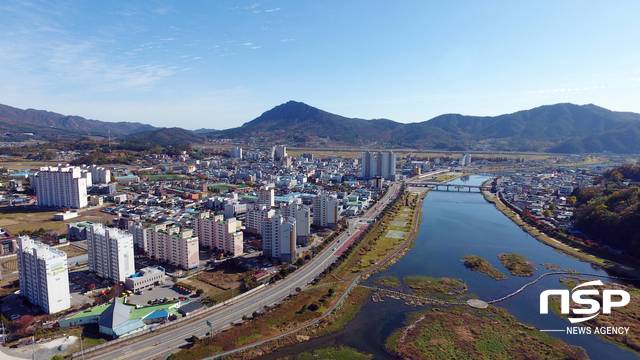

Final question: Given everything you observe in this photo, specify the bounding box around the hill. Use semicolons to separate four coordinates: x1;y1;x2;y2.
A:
121;127;204;148
0;104;155;141
214;101;640;153
574;164;640;258
218;101;402;146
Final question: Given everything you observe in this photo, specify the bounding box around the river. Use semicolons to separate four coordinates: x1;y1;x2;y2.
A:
263;175;639;359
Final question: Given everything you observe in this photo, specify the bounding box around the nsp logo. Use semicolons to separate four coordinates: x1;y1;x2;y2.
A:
540;280;630;323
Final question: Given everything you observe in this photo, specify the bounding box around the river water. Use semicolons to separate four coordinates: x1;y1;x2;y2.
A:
263;175;639;359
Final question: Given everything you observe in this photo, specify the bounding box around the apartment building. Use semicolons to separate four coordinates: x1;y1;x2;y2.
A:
194;211;244;256
262;214;296;262
32;166;88;209
17;236;70;314
87;223;135;282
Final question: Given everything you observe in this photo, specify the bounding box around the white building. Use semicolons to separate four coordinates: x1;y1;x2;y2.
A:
87;223;135;283
245;205;276;234
146;224;199;270
272;145;287;162
281;203;311;245
17;236;70;314
257;185;275;208
194;212;244;256
88;165;111;184
459;153;472;167
360;151;396;180
229;146;243;160
124;266;165;292
313;193;340;228
32;166;88;209
262;214;296;262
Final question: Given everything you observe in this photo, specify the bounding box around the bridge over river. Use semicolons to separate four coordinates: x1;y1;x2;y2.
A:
406;181;490;192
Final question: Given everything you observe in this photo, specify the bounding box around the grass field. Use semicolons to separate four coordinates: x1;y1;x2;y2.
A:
0;211;67;233
0;160;59;170
60;244;87;258
0;207;113;235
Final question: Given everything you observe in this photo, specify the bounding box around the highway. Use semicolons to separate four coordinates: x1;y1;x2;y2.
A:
84;182;401;360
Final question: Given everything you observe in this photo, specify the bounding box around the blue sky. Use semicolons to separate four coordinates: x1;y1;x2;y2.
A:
1;0;639;129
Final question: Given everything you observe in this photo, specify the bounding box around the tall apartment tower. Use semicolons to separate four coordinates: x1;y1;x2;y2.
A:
146;224;199;270
32;166;88;209
312;193;340;228
257;185;275;208
17;236;70;314
88;165;111;184
87;223;135;282
230;146;243;160
194;212;244;256
245;205;276;234
271;145;287;161
281;203;311;245
262;214;296;262
360;151;396;180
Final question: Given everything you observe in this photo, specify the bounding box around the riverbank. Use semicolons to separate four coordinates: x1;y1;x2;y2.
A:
169;189;426;360
481;188;637;277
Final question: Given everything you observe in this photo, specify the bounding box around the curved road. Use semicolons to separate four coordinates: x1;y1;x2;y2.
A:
83;182;401;360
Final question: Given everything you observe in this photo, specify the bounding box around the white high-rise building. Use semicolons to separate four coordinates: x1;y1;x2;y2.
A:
272;145;287;161
460;153;472;167
17;236;70;314
88;165;111;184
257;185;275;208
312;193;340;228
32;166;88;209
87;223;135;282
360;151;396;180
246;205;275;234
282;203;311;245
230;146;243;160
194;212;244;256
146;224;199;270
262;214;296;262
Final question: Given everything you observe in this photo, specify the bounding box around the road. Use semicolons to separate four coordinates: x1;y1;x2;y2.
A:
83;182;401;360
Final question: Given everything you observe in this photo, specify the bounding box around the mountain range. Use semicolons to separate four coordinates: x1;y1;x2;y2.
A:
0;103;154;141
1;101;640;153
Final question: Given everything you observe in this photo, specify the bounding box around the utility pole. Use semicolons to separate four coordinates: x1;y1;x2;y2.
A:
31;334;36;360
80;335;85;360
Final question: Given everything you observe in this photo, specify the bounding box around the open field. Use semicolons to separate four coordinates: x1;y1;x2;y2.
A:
60;243;87;258
0;207;113;235
181;270;244;303
0;210;67;233
0;160;59;170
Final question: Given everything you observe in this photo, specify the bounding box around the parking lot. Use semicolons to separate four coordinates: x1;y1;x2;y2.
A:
125;280;191;306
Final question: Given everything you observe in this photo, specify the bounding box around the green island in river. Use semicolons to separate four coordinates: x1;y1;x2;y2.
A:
461;255;507;280
498;253;535;276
